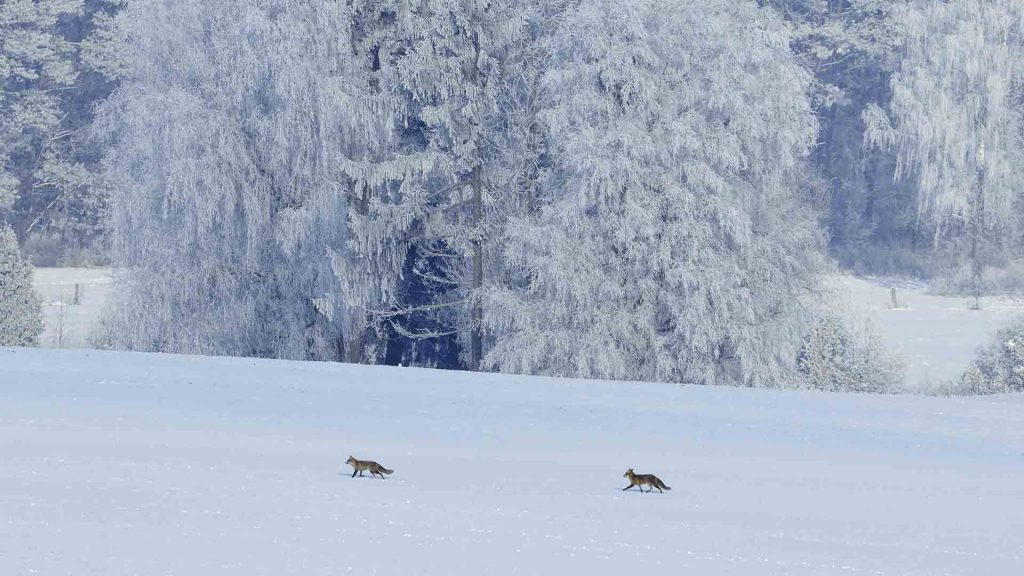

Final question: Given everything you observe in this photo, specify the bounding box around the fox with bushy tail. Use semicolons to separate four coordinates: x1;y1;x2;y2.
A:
346;456;393;479
622;468;670;493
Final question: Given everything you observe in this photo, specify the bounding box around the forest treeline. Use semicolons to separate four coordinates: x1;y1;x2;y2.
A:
2;0;1022;386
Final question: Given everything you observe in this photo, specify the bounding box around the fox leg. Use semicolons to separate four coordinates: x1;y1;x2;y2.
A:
622;483;635;491
351;469;357;478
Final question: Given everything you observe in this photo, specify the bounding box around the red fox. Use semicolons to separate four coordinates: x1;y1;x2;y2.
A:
622;468;671;493
346;455;393;479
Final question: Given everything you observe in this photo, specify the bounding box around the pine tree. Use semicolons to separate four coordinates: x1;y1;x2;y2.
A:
0;224;43;347
762;1;922;273
387;0;530;370
483;0;825;386
1;0;123;253
0;0;82;217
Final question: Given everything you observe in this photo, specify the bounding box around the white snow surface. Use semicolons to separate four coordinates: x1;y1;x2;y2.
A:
1;348;1022;575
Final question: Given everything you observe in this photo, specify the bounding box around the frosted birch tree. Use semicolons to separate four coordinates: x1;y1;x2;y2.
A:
483;0;825;386
866;0;1024;300
97;0;387;359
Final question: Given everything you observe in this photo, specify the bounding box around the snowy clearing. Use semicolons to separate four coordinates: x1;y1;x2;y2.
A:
827;276;1024;390
1;347;1022;575
31;267;112;349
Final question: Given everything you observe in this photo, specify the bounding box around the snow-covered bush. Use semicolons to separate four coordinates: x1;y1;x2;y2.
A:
797;315;904;393
0;224;43;347
960;316;1024;394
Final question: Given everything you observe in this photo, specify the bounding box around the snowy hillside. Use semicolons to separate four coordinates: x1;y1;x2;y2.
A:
2;348;1022;575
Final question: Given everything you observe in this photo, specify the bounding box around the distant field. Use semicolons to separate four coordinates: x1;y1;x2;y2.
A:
29;268;1024;390
827;276;1024;391
32;267;113;348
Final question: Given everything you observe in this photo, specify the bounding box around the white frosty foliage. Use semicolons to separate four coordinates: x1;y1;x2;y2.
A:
798;315;904;394
0;224;43;346
482;0;824;386
866;0;1024;244
0;0;82;212
96;0;380;359
962;315;1024;394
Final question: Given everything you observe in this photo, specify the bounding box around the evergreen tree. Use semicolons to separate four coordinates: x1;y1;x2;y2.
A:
483;0;825;386
387;0;530;370
762;1;922;274
0;0;81;219
1;0;123;252
0;224;43;347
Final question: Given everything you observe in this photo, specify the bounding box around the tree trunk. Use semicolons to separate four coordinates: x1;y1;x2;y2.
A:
970;159;986;310
346;333;363;363
470;164;483;371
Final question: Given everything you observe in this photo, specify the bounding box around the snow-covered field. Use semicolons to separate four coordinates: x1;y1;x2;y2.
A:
828;276;1024;390
32;267;112;349
1;347;1022;575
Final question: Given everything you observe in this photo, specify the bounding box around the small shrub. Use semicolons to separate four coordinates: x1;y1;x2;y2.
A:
960;315;1024;394
798;315;905;393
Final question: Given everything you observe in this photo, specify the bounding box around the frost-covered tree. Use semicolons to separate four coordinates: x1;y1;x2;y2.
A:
0;224;43;347
96;0;384;359
762;1;923;273
866;0;1024;298
387;0;531;370
483;0;825;386
1;0;124;253
0;0;81;217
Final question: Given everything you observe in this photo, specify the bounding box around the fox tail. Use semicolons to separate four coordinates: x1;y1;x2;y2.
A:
382;468;394;475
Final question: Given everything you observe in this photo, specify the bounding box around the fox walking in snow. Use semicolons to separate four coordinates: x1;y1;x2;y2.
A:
346;455;393;479
622;468;671;493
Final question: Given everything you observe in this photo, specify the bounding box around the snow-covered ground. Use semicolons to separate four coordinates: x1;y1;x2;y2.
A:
31;267;112;349
827;276;1024;390
1;347;1022;575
